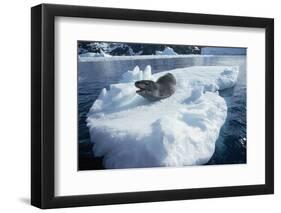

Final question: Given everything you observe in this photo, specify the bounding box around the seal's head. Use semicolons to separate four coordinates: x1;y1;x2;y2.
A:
135;80;159;101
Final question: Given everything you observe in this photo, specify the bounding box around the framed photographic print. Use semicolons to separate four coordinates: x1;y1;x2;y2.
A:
31;3;274;209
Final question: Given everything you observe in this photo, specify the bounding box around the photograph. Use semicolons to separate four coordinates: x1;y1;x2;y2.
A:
78;41;247;170
30;3;274;209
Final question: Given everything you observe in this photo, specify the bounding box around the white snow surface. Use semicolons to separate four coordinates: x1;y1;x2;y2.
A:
87;65;239;169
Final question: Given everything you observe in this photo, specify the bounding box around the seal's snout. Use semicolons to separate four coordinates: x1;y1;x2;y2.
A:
135;81;146;89
135;80;154;94
135;81;146;94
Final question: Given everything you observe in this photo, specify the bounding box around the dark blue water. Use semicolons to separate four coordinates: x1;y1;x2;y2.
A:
78;56;246;170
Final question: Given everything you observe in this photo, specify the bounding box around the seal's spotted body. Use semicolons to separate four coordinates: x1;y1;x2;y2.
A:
135;73;176;101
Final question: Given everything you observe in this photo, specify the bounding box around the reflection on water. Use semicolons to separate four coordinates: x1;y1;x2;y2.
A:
78;56;246;170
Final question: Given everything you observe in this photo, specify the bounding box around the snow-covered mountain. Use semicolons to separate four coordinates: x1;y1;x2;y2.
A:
78;41;201;57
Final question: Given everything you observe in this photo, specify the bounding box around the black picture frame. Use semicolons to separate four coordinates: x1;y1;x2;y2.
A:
31;3;274;209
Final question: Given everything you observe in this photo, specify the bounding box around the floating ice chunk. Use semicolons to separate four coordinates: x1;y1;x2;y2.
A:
87;65;239;168
216;67;239;90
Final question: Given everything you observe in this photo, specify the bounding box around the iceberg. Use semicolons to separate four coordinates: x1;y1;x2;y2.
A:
87;65;239;169
156;47;178;55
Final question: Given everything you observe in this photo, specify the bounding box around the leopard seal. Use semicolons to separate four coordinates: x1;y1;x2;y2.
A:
135;73;176;101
